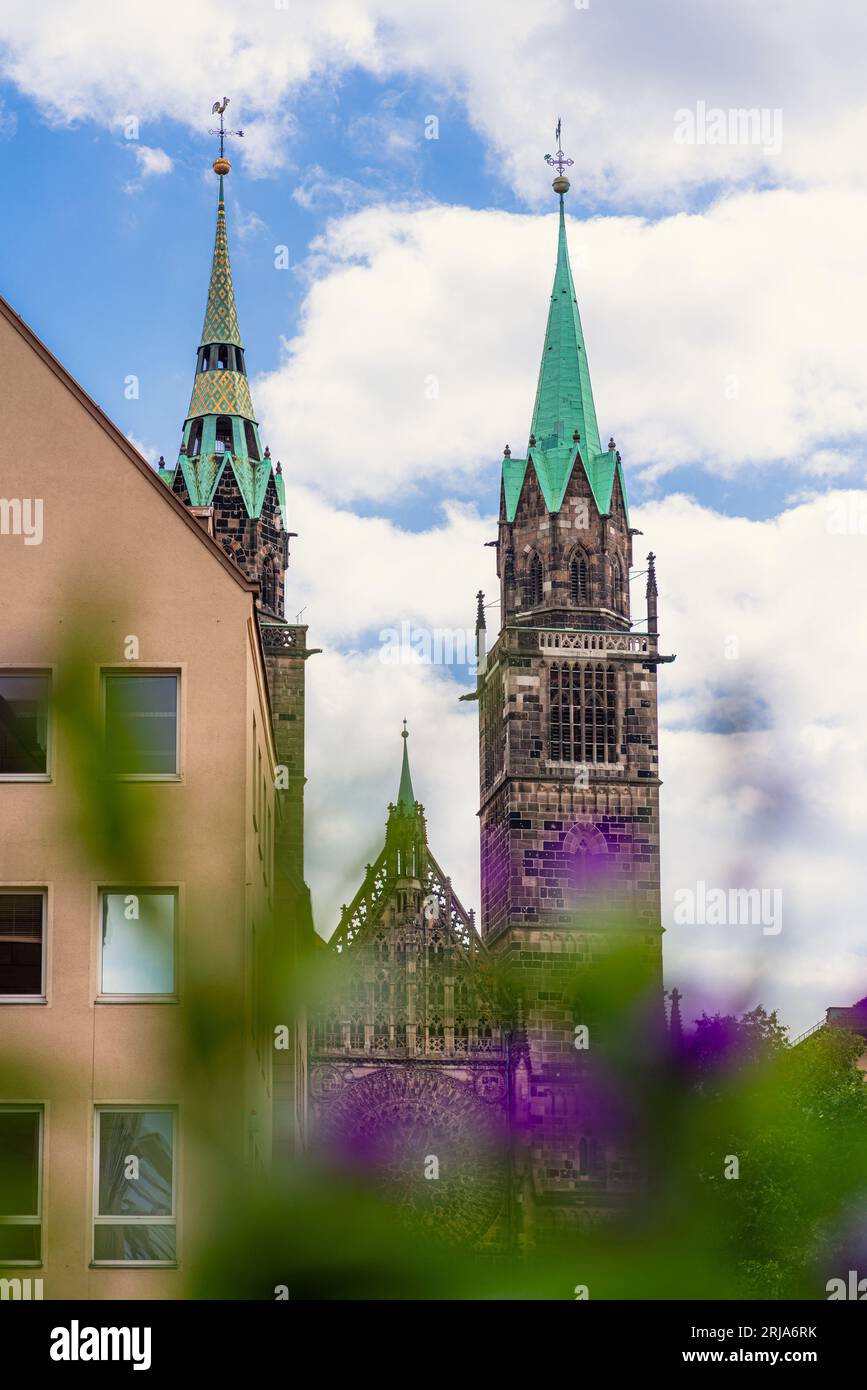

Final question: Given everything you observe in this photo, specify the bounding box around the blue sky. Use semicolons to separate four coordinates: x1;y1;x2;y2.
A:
1;0;866;1031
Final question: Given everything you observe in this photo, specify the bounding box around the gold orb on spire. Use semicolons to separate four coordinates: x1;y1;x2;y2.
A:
213;156;231;176
552;174;570;195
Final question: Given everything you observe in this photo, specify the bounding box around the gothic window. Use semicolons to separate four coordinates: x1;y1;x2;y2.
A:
319;1012;341;1049
579;1137;589;1174
349;1015;365;1050
549;662;617;763
612;558;624;613
187;420;203;458
428;1016;444;1053
570;551;589;604
373;1015;389;1050
244;420;260;461
261;560;277;614
526;554;544;608
215;416;234;454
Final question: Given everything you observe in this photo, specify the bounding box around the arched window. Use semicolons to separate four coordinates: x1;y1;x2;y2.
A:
261;560;277;614
214;344;230;371
187;420;203;458
526;553;544;607
349;1015;365;1050
215;416;234;454
244;420;260;461
570;551;589;603
612;558;624;613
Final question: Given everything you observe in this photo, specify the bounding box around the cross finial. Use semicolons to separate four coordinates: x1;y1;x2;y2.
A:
209;96;244;173
544;117;574;191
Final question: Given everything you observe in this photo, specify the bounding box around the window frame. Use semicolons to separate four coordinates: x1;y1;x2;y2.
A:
96;886;180;1004
100;668;182;782
0;1104;44;1267
0;887;48;1004
0;667;52;783
91;1105;178;1269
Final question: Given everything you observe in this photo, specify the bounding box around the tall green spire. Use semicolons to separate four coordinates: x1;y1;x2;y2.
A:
397;720;416;810
529;194;601;458
500;130;628;525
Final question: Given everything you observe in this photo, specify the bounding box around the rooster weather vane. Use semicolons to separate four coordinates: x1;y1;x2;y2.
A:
209;97;244;160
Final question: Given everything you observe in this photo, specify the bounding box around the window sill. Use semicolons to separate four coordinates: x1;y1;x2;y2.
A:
89;1261;178;1270
103;774;182;783
0;995;47;1005
95;995;179;1005
0;774;51;783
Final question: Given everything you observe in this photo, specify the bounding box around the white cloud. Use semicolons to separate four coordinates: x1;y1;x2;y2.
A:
255;190;867;500
2;0;867;198
131;143;172;177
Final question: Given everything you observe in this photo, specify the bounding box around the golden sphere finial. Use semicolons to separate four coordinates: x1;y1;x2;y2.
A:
552;175;570;195
213;156;231;176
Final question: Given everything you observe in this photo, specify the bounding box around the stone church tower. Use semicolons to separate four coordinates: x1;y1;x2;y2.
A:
159;144;315;1155
473;145;673;1235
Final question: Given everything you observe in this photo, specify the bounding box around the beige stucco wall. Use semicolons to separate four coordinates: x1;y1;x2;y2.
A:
0;306;276;1298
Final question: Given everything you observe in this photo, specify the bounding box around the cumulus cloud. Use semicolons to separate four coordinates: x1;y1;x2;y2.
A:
130;143;172;177
256;190;867;500
2;0;867;198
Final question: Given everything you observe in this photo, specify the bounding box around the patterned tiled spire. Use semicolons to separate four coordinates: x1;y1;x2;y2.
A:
200;175;242;348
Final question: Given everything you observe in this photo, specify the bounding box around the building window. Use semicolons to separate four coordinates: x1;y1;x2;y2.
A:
0;672;50;778
570;553;589;604
549;662;617;763
244;420;260;461
0;1107;42;1264
99;890;177;998
215;416;234;454
187;420;203;457
612;559;624;613
0;892;45;998
93;1108;176;1265
526;554;544;607
261;560;276;614
103;672;179;778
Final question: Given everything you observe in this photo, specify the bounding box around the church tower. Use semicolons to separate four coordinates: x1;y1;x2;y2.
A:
474;131;672;1222
159;116;315;1161
159;153;286;618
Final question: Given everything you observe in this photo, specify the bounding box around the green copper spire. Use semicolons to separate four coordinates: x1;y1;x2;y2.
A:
529;193;601;458
397;720;416;811
500;127;628;525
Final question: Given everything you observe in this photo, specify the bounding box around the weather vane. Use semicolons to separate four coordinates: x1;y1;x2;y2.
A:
209;97;244;166
544;118;574;180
